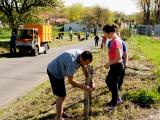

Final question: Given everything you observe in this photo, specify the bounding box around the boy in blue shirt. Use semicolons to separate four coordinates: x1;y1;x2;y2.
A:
47;49;95;120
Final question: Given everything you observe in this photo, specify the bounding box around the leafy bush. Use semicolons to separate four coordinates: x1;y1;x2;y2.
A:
123;89;159;107
121;28;133;40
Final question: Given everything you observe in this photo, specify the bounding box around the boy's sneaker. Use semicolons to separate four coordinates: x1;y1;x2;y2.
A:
117;97;123;105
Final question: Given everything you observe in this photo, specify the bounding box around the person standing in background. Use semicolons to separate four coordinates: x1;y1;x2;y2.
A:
69;28;73;41
10;32;16;54
94;35;99;47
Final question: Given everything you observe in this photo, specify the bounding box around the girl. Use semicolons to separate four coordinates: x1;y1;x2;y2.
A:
102;24;124;111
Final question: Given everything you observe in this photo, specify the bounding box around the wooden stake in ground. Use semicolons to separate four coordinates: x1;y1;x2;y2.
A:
102;42;106;78
84;65;93;120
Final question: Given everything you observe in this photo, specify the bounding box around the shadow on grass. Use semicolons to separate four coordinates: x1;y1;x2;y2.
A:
37;113;56;120
36;87;109;120
0;52;40;58
0;53;24;58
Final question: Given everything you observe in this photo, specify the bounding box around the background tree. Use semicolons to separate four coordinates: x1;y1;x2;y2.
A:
114;12;127;28
102;9;114;25
65;3;84;22
135;0;151;24
135;0;160;25
82;6;114;35
153;0;160;24
0;12;8;27
0;0;63;34
82;8;96;34
52;7;67;19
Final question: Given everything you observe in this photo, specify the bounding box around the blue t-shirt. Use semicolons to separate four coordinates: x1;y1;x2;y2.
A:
108;40;127;61
47;49;82;79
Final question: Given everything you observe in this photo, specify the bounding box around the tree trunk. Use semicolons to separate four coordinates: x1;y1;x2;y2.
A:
93;24;97;35
146;10;150;24
154;0;160;24
11;28;18;35
157;2;160;24
145;1;151;25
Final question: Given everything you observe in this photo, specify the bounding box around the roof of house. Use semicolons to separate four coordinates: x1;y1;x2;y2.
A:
52;18;69;23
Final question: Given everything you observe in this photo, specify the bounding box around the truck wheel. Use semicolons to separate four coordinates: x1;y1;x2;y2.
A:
19;48;24;56
47;44;49;50
44;44;49;54
33;47;38;56
44;50;47;54
44;45;47;54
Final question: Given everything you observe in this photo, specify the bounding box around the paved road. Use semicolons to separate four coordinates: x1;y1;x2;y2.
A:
0;40;95;107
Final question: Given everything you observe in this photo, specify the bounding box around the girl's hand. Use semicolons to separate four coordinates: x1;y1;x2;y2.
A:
91;82;95;90
125;63;128;68
85;86;93;92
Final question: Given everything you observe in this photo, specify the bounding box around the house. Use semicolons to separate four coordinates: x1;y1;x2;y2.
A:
154;25;160;37
52;18;69;26
64;22;88;32
64;22;103;34
136;25;153;36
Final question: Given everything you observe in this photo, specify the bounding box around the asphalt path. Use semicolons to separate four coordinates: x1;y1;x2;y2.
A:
0;40;95;107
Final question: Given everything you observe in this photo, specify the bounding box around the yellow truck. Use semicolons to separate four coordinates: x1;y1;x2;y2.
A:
16;24;52;56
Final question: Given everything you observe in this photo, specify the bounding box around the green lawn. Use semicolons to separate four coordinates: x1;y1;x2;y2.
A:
129;35;160;67
0;28;11;53
0;28;11;41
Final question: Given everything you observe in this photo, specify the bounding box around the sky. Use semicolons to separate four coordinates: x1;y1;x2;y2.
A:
64;0;140;15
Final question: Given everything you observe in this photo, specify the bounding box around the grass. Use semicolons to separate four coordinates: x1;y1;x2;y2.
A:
0;28;11;40
128;35;160;87
49;36;87;48
0;28;11;53
0;35;160;120
124;35;160;109
0;41;10;54
129;35;160;66
123;89;160;107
